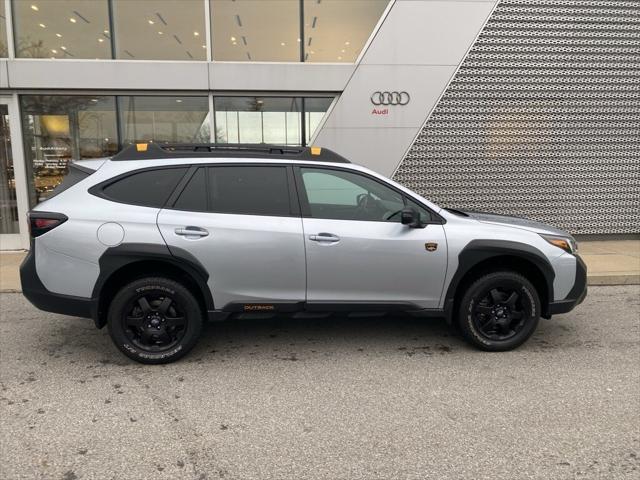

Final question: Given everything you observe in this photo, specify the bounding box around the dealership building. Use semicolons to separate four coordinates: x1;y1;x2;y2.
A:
0;0;638;250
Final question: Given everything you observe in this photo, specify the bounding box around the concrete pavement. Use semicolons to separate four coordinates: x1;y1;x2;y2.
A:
1;286;639;479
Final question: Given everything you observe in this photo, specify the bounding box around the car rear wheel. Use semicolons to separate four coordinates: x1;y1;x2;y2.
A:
457;271;540;351
107;277;203;364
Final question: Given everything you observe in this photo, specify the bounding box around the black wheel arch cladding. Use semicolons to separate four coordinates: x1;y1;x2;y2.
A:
444;239;555;320
93;243;214;328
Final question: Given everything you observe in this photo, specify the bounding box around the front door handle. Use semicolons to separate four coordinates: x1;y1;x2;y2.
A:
175;226;209;238
309;233;340;243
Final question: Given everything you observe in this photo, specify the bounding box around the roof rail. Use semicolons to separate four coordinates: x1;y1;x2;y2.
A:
111;143;351;163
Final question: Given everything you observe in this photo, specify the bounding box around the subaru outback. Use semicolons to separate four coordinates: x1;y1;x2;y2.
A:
21;144;586;363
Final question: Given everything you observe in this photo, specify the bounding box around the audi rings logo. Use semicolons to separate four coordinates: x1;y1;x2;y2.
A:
370;91;410;106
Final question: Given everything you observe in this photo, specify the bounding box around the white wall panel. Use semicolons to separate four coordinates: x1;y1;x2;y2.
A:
363;1;496;66
209;62;353;92
314;0;497;175
7;60;210;90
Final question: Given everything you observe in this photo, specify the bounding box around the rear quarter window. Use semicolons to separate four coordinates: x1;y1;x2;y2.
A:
100;167;188;208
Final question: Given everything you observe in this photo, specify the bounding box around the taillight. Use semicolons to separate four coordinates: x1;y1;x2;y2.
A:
28;212;68;237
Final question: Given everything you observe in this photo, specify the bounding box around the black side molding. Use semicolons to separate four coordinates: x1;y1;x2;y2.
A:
443;239;556;322
93;243;215;327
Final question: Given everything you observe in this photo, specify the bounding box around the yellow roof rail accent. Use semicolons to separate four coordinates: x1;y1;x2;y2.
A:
310;146;322;156
136;143;148;152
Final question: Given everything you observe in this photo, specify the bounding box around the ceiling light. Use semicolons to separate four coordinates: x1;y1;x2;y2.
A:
345;41;350;46
61;46;66;50
55;33;62;38
148;19;154;25
51;49;57;54
69;17;77;23
280;42;285;46
104;30;109;34
297;38;301;43
193;31;199;36
39;23;46;28
98;38;104;43
31;5;39;11
91;99;98;102
202;45;206;49
230;36;236;42
175;99;183;103
337;56;342;60
158;31;163;35
341;49;345;53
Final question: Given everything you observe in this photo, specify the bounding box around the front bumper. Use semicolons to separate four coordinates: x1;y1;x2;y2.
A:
20;246;95;319
547;254;588;315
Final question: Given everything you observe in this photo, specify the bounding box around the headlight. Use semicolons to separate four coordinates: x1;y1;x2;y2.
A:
540;234;577;254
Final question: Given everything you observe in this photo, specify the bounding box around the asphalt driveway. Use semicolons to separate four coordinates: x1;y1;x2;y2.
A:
1;286;639;479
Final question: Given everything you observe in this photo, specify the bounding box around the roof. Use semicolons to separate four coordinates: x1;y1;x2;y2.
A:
111;143;351;163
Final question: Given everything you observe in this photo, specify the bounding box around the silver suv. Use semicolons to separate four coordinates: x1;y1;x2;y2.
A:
21;144;587;364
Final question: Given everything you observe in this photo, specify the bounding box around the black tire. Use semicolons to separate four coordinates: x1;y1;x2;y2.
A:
107;277;203;364
457;271;540;351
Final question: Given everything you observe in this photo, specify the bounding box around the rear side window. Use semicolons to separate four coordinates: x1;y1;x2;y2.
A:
174;168;207;211
208;166;291;216
101;167;187;207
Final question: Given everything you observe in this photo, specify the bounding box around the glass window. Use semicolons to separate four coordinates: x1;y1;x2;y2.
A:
304;0;389;62
13;0;111;59
101;168;187;207
214;96;332;146
304;97;333;144
0;105;17;233
119;96;210;145
174;168;207;212
211;0;300;62
20;95;118;205
209;166;291;216
112;0;206;60
300;168;404;222
0;2;8;57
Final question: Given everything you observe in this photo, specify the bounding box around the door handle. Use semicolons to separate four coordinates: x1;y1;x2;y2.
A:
175;226;209;238
309;233;340;243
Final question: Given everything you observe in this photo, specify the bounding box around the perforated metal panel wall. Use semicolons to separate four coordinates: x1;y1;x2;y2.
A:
394;0;640;235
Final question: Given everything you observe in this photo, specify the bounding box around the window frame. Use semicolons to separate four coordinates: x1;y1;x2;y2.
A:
89;166;190;208
292;165;445;225
166;163;301;218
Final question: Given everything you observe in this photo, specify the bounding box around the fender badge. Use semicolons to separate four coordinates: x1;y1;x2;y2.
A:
425;242;438;252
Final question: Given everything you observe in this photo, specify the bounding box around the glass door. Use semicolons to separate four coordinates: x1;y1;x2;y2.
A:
0;96;30;250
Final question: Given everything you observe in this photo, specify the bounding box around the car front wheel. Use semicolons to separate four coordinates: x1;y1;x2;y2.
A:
107;277;203;364
457;271;540;351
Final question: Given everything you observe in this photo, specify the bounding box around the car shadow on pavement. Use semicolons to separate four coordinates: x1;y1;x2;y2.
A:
28;306;585;366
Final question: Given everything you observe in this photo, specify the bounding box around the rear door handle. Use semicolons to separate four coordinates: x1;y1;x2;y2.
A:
309;233;340;243
175;226;209;238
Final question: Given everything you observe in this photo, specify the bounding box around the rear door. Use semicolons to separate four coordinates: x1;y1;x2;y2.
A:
157;164;306;310
295;166;447;309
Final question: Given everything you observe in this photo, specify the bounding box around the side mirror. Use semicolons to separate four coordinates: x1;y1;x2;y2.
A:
400;207;422;228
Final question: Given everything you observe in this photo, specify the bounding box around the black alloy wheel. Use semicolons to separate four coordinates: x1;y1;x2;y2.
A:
107;277;203;364
122;293;187;352
472;286;527;341
457;271;541;351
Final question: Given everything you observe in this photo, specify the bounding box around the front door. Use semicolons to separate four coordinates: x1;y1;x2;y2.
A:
296;166;447;309
157;165;306;310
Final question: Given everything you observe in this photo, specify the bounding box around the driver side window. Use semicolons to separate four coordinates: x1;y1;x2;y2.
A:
300;168;405;222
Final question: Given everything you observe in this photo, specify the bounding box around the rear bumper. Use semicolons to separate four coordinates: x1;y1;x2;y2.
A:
547;254;587;315
20;247;95;319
